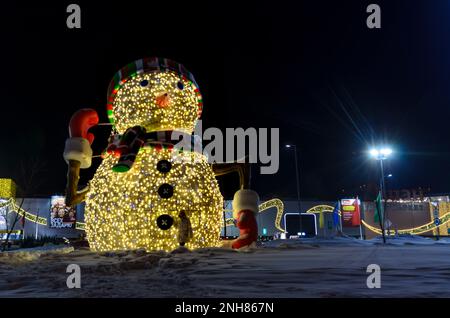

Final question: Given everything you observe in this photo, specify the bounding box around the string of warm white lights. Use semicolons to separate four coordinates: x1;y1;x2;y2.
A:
112;72;200;134
85;149;223;251
83;64;224;252
305;204;450;235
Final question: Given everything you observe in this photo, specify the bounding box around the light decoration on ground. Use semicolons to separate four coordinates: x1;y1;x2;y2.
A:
306;204;450;236
75;222;85;230
0;198;47;225
306;204;341;220
85;149;223;251
0;179;16;199
361;213;450;235
84;58;222;252
259;199;285;232
224;198;285;232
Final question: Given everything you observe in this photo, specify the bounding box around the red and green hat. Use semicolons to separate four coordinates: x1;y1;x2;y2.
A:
106;57;203;124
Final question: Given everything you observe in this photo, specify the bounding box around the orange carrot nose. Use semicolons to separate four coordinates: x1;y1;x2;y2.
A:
156;93;171;108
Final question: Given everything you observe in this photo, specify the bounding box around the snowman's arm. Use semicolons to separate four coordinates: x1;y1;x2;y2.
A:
66;159;88;206
212;162;250;189
63;109;99;207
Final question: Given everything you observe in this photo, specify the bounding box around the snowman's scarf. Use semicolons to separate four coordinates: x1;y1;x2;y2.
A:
111;126;147;173
105;127;203;173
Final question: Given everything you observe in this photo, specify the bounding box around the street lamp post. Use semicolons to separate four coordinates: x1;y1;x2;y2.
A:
286;144;302;236
369;147;393;244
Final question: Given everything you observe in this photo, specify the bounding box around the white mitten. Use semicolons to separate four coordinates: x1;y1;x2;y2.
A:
232;189;260;219
63;137;93;169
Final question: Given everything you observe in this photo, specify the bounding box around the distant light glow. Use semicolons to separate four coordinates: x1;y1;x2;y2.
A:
369;149;379;157
380;148;393;156
369;147;393;160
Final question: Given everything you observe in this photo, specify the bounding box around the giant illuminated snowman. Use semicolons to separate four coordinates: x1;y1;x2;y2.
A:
63;57;233;252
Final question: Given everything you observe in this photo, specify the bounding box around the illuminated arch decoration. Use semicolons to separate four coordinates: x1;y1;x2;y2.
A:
0;199;10;208
75;222;85;230
0;198;86;229
0;198;47;226
306;204;341;216
305;204;450;236
361;213;450;235
222;198;286;232
259;199;285;232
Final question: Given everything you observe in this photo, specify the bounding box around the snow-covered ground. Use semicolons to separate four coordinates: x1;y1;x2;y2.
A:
1;236;450;297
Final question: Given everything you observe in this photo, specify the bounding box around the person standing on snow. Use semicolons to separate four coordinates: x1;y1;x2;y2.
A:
177;211;193;247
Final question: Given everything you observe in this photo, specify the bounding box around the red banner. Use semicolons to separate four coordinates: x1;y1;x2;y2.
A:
341;198;361;227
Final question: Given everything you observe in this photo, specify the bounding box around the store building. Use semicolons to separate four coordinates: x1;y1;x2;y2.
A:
1;192;449;241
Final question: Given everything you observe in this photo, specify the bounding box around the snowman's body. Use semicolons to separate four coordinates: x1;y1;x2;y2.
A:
85;148;223;251
83;58;223;252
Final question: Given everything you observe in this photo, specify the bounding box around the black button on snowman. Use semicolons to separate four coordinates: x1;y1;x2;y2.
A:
157;160;172;173
156;161;174;228
157;214;174;230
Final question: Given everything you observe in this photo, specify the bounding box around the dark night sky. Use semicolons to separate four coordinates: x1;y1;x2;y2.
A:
1;0;450;200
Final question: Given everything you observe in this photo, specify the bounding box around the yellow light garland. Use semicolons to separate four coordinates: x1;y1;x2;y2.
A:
82;67;224;252
223;198;285;232
0;198;48;225
0;179;16;199
306;204;450;236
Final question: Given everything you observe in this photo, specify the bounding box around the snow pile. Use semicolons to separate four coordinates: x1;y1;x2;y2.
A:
0;245;74;263
1;238;450;297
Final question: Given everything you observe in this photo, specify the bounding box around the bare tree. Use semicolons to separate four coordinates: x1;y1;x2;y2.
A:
1;158;47;251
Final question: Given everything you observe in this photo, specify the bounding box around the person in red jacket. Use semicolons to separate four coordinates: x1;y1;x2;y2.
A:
231;189;259;250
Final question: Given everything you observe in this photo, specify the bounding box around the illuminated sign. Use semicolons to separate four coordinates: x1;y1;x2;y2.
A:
50;196;76;228
340;198;361;227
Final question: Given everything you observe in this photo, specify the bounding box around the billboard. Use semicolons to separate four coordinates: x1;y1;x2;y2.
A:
50;196;76;228
341;198;361;227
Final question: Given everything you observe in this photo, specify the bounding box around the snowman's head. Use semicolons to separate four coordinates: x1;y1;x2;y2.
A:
106;57;203;134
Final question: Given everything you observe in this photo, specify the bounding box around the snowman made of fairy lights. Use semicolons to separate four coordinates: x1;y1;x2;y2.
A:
63;57;225;252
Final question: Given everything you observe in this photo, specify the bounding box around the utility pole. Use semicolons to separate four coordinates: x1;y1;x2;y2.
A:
286;144;302;236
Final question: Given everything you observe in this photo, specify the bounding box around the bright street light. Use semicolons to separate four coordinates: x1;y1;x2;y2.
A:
369;147;393;160
368;145;393;244
380;148;393;156
369;148;379;157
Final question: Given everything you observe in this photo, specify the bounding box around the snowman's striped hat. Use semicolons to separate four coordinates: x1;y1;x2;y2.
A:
106;57;203;124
